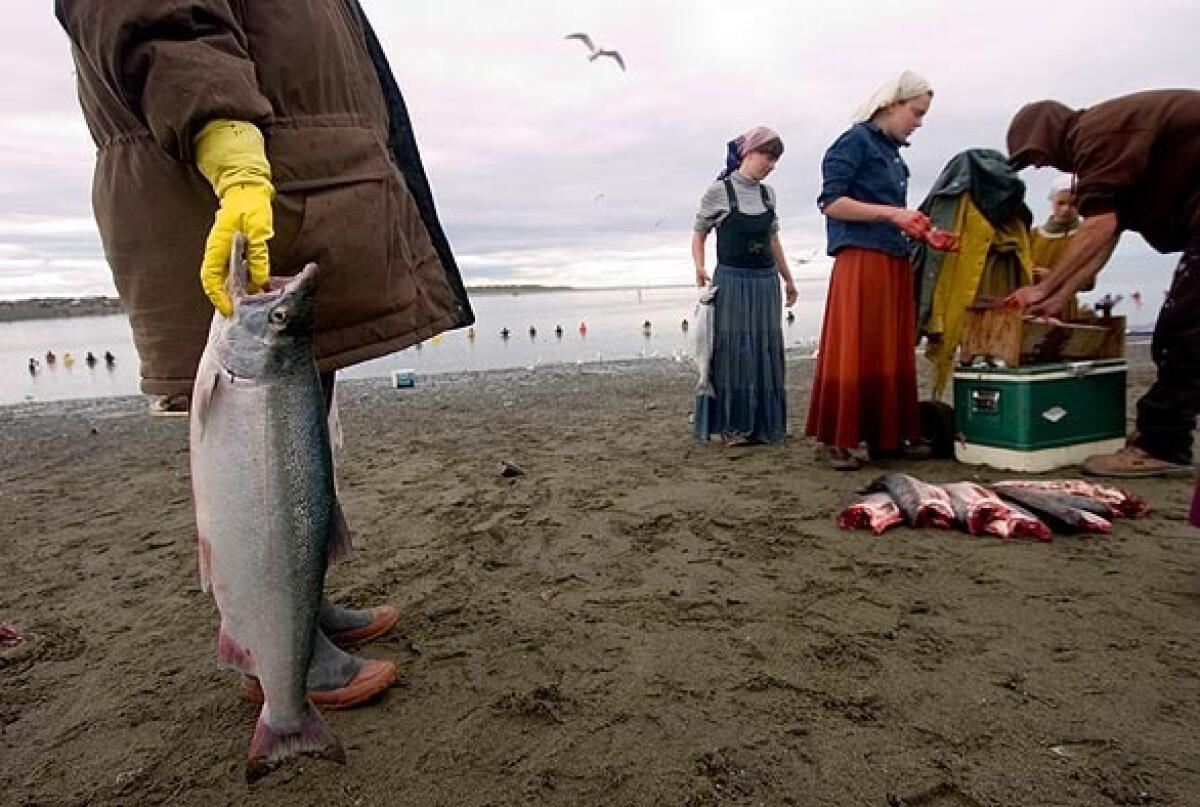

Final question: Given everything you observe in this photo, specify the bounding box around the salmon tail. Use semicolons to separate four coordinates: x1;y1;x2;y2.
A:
327;500;353;565
246;702;345;784
192;369;221;439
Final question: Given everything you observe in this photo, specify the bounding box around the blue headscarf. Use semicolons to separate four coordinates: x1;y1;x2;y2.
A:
716;126;781;180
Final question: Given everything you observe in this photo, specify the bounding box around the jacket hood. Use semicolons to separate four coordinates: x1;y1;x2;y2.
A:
1006;100;1079;171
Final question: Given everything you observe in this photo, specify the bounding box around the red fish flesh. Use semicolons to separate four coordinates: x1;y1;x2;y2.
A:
942;482;1051;540
0;623;29;650
838;493;903;535
981;503;1053;541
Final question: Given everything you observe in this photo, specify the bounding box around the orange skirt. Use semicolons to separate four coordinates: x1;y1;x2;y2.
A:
805;247;920;451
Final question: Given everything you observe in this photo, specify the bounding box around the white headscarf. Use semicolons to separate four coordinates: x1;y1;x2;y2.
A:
1048;173;1075;199
851;70;933;124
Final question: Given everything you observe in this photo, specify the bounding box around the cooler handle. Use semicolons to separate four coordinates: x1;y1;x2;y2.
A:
1068;361;1095;377
970;388;1001;414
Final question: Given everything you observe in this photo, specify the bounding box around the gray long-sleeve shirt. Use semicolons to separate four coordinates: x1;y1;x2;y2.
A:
693;170;780;234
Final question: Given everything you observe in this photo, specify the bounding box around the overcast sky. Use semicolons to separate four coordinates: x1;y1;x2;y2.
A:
0;0;1194;299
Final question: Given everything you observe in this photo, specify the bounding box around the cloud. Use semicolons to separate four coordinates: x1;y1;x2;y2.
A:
1;0;1195;299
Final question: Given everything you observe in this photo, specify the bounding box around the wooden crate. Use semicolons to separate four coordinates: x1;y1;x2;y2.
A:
959;306;1124;367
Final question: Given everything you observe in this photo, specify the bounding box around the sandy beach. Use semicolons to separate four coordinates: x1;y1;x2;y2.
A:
1;343;1198;806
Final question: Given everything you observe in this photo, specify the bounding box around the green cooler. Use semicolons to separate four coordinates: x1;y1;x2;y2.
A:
953;359;1127;472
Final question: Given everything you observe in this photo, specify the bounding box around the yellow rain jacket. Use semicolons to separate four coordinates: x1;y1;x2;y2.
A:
924;197;1032;397
912;149;1033;399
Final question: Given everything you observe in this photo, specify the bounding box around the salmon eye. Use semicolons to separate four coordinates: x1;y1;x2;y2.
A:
269;308;289;325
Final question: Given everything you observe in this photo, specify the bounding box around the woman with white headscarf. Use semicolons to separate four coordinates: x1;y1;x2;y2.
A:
691;126;798;445
806;71;938;469
1030;174;1087;317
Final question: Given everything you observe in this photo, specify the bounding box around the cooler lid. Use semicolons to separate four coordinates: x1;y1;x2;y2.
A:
954;357;1127;382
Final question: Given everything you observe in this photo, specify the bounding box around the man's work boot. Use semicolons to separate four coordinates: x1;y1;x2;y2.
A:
1082;444;1194;479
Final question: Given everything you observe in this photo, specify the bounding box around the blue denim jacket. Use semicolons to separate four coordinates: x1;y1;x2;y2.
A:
817;122;911;258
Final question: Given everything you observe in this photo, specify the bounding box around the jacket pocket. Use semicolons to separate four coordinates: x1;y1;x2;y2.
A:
266;117;392;192
269;191;306;276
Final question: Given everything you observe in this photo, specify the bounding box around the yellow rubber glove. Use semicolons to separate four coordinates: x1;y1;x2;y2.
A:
194;120;274;316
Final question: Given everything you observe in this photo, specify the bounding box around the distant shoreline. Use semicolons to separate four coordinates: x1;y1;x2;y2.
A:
0;297;125;323
0;284;704;323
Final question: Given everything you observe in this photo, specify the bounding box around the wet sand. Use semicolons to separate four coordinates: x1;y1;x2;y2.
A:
2;344;1198;806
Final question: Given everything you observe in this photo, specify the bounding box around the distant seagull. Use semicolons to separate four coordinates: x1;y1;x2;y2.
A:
564;32;626;71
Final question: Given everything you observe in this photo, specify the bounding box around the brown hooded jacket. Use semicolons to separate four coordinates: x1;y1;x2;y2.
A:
1007;90;1200;254
57;0;474;395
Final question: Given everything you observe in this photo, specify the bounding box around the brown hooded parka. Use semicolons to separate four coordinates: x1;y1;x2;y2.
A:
57;0;474;395
1007;90;1200;255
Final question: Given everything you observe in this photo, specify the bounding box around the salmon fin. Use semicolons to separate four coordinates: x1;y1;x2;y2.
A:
246;702;345;784
198;534;212;593
216;625;255;674
227;232;249;300
192;369;221;439
328;378;344;453
327;500;353;564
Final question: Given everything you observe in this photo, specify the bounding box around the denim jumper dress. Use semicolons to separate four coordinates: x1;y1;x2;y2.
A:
694;179;787;443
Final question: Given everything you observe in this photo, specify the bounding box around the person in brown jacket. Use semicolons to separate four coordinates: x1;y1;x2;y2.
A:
1005;90;1200;478
57;0;474;705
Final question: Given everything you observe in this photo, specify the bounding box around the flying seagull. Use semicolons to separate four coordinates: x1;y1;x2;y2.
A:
564;32;626;71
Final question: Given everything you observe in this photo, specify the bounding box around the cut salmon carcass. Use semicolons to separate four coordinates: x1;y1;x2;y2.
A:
864;474;955;528
942;482;1052;540
992;486;1112;535
838;492;904;535
994;479;1148;518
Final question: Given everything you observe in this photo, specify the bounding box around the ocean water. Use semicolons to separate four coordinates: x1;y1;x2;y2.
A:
1;282;829;406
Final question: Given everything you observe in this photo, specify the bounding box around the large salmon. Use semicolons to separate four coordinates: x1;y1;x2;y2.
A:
189;236;349;782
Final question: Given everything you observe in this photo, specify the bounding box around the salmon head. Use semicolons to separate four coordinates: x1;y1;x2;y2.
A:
211;233;319;380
